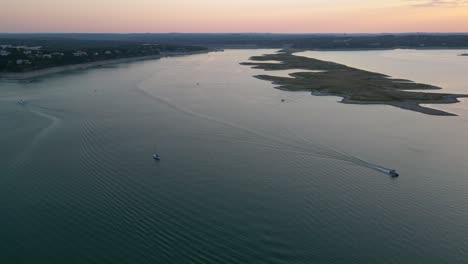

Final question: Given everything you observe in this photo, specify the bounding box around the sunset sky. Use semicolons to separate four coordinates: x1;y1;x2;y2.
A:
1;0;467;33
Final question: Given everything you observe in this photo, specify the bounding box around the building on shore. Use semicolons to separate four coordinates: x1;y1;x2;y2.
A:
73;51;88;57
16;59;32;65
0;50;10;56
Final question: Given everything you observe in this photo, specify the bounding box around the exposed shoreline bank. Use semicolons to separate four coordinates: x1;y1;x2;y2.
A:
0;50;209;80
243;51;468;116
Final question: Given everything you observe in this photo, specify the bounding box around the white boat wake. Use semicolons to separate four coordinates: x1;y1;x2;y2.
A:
135;78;399;177
7;103;61;173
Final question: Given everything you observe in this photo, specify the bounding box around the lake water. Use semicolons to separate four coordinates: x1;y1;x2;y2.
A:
1;49;468;263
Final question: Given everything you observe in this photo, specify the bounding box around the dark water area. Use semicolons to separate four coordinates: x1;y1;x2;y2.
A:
1;50;467;263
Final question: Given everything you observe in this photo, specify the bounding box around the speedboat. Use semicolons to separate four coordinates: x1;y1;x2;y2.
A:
365;164;399;177
389;170;399;177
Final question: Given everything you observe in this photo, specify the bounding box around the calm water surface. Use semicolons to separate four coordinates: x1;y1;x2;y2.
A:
1;49;467;263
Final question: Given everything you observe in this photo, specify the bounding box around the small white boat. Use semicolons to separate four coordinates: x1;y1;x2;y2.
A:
153;145;160;160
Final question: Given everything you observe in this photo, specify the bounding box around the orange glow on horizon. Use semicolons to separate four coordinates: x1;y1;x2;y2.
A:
1;0;467;33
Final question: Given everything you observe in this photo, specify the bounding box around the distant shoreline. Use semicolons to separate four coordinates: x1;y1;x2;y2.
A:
0;50;209;80
283;47;468;52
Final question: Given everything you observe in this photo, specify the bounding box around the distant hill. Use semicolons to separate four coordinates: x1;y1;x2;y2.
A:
1;33;468;49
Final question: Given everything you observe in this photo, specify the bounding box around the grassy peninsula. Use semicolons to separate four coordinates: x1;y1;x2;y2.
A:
242;51;468;116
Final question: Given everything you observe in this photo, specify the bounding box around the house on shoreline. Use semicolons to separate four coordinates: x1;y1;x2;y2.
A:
0;50;10;56
73;51;88;57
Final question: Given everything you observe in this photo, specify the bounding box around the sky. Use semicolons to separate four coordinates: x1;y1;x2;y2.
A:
1;0;467;33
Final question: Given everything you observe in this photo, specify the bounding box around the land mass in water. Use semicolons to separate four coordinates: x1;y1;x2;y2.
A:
242;51;468;116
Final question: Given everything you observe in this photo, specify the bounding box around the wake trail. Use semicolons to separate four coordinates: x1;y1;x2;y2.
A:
285;131;398;175
6;104;61;175
136;77;398;176
135;82;305;149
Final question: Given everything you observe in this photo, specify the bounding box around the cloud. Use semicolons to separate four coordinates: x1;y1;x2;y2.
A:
407;0;468;7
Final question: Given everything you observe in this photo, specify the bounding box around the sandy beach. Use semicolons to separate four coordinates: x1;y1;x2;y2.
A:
0;50;209;80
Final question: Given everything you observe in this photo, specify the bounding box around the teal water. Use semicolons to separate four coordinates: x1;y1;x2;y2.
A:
1;50;468;263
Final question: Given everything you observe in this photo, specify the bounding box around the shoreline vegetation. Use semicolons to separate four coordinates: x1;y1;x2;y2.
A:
0;50;209;80
2;34;467;81
242;51;468;116
0;37;209;79
3;33;468;50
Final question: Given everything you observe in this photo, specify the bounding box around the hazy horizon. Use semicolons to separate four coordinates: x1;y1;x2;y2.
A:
1;32;468;35
2;0;468;33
